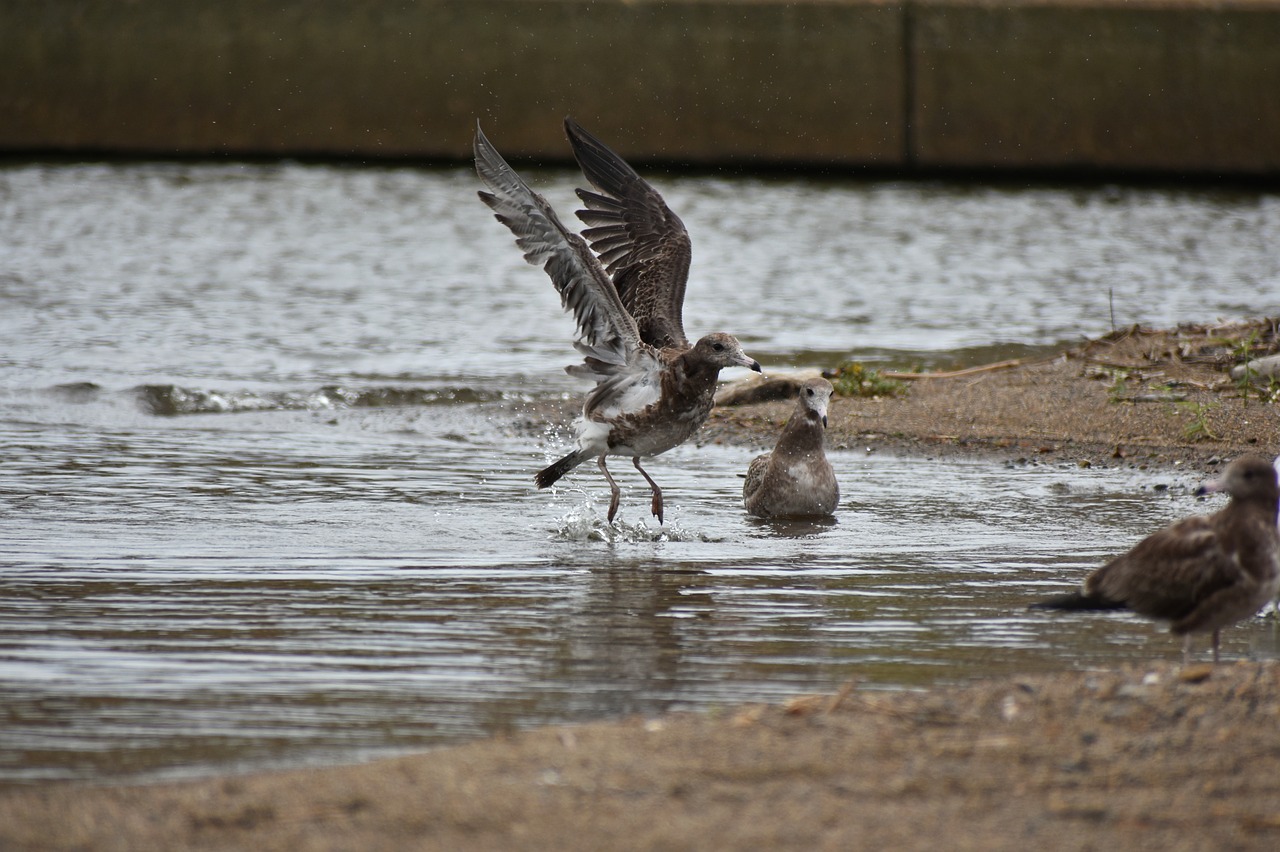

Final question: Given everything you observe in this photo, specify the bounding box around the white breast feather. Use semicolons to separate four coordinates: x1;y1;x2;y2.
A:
787;462;819;491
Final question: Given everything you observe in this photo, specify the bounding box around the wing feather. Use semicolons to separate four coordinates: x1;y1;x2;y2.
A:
563;117;692;351
474;123;642;363
1088;516;1245;621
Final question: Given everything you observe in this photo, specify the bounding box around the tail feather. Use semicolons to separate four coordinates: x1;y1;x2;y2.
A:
536;450;592;489
1029;591;1128;612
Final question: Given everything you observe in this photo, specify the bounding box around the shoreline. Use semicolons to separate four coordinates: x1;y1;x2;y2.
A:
513;318;1279;474
707;318;1280;473
3;320;1278;849
4;662;1279;850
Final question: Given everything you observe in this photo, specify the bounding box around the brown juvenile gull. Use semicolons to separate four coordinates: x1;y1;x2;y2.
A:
1031;455;1280;662
743;378;839;518
474;118;761;524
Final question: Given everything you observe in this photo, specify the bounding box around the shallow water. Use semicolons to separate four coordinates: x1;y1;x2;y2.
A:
2;162;1278;784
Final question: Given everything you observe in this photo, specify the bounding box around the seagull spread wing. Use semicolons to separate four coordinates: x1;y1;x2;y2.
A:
475;123;664;419
564;117;692;351
474;123;644;369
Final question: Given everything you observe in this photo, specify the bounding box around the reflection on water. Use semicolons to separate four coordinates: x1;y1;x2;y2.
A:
1;162;1278;785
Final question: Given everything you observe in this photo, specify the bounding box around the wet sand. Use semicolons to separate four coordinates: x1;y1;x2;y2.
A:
4;662;1279;851
3;319;1278;851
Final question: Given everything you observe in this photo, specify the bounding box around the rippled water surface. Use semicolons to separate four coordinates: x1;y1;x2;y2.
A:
2;162;1279;785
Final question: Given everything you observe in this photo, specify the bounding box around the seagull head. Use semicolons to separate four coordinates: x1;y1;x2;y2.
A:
1194;455;1280;502
695;332;762;374
799;378;834;428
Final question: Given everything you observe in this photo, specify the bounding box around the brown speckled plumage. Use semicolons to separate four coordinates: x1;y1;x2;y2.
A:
1032;455;1280;662
743;378;839;518
476;119;760;523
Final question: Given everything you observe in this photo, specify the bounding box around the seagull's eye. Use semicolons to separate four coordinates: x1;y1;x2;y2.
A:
712;342;725;352
806;388;815;397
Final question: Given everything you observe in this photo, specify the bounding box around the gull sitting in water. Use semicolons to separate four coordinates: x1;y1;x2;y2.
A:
1031;454;1280;662
743;378;839;518
475;118;761;524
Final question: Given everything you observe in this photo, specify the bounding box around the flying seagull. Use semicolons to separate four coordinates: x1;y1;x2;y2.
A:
743;378;839;518
475;118;761;523
1031;454;1280;662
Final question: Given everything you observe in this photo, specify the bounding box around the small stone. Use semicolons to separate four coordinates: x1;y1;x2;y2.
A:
1178;665;1214;684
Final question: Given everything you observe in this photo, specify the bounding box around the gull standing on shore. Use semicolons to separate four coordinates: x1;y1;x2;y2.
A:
475;118;761;523
1031;455;1280;662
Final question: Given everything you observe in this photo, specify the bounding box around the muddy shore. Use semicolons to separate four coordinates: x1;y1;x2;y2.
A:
3;320;1278;851
706;318;1280;473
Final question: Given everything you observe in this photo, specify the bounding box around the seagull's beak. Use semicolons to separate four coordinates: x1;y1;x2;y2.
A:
730;343;762;373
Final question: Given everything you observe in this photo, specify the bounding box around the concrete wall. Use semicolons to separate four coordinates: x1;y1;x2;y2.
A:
2;0;1277;175
912;1;1280;174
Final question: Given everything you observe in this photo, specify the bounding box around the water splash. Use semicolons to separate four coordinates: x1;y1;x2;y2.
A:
549;502;719;543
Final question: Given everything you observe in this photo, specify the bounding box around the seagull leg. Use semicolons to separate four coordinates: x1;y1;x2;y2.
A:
1182;633;1193;665
1211;630;1221;664
632;457;664;525
598;456;621;522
